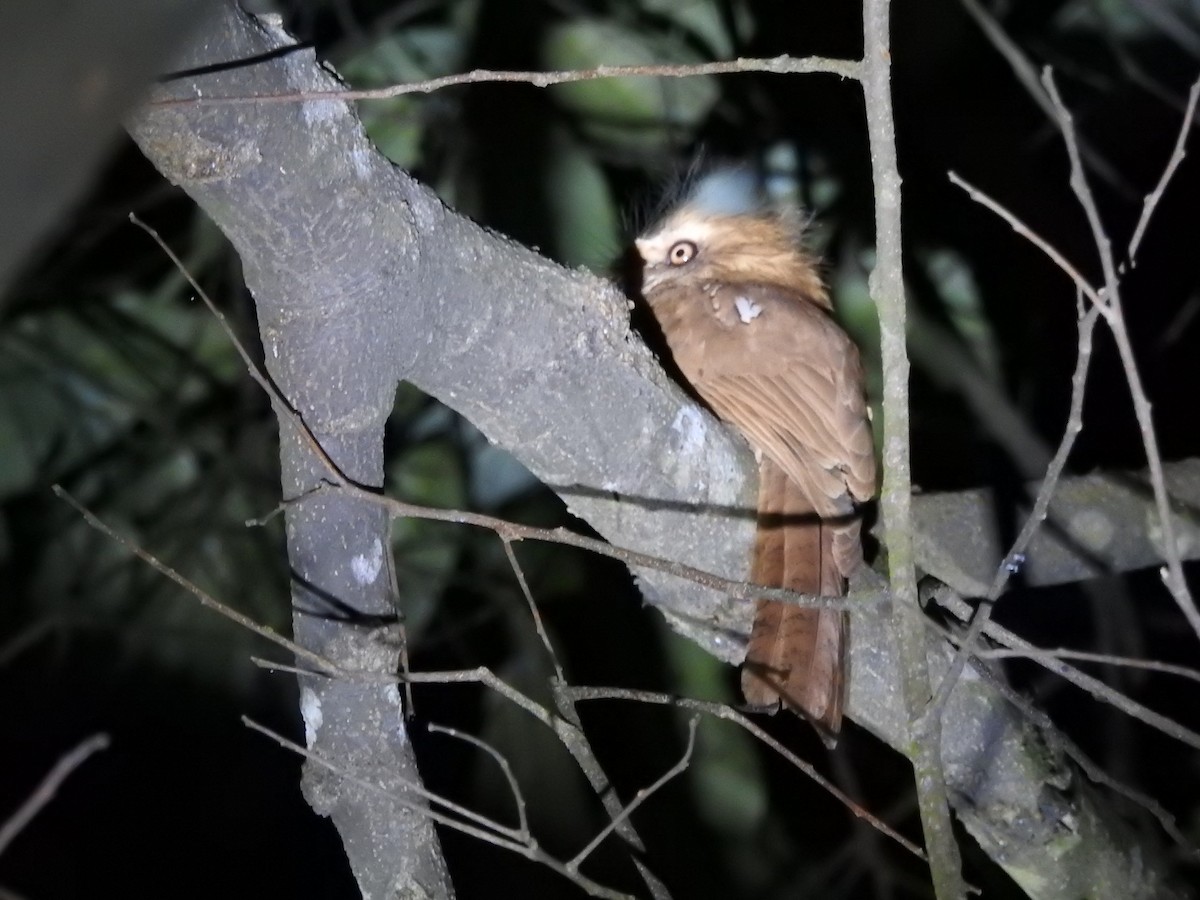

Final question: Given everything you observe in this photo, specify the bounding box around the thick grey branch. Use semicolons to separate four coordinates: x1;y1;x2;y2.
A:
127;8;456;898
914;458;1200;598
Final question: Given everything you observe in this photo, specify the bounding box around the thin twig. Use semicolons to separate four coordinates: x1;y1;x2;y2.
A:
928;305;1101;718
958;0;1130;194
949;71;1200;649
568;717;698;871
948;172;1100;305
494;541;651;863
129;214;354;489
1128;77;1200;262
1041;68;1200;639
977;647;1200;685
0;619;64;668
0;734;110;857
51;485;342;678
983;304;1099;603
243;717;633;900
926;619;1196;854
928;587;1200;751
262;486;882;610
296;658;926;862
501;538;564;683
426;723;530;841
827;749;900;899
560;685;928;864
386;549;415;715
256;649;918;859
411;670;649;854
375;489;876;608
154;56;862;107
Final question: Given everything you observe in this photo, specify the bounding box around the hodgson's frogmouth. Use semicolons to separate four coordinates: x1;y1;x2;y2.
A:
635;176;875;740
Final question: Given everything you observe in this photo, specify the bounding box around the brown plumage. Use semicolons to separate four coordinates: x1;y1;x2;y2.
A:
636;202;875;740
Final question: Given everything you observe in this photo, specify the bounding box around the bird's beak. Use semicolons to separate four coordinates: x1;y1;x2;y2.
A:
632;239;662;291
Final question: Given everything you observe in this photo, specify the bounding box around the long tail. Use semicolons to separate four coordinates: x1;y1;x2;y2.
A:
740;457;847;742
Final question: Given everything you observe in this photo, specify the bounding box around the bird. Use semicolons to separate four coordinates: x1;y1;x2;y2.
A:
634;178;876;741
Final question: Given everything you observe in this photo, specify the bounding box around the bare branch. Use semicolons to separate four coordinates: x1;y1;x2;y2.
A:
928;623;1195;855
929;305;1101;718
243;717;635;900
425;723;530;842
129;214;355;489
0;735;110;857
929;586;1200;752
1129;77;1200;262
977;647;1200;686
861;0;966;894
1041;67;1200;638
958;0;1129;193
913;458;1200;598
153;56;862;107
948;171;1100;304
51;485;341;677
501;539;565;683
568;717;698;872
497;540;654;860
559;685;927;863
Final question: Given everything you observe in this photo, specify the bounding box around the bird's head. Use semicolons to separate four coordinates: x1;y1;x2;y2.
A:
635;206;829;309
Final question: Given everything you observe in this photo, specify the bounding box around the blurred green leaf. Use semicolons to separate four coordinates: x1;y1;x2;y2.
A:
339;26;468;169
0;353;67;497
542;19;719;154
544;128;622;270
389;437;468;637
641;0;753;59
0;280;242;501
392;437;466;509
662;628;766;835
830;246;881;375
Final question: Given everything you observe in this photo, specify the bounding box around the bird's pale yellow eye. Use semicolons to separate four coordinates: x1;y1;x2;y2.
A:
668;240;697;266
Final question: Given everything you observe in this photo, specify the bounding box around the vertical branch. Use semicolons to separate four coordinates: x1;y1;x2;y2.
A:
859;1;966;896
126;6;455;895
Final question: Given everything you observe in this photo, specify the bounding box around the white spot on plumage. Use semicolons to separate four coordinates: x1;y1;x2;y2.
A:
734;295;763;323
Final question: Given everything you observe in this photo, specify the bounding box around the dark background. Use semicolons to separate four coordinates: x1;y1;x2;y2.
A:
1;1;1198;897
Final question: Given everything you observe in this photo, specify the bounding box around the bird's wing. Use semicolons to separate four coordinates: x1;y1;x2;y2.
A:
664;281;876;514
